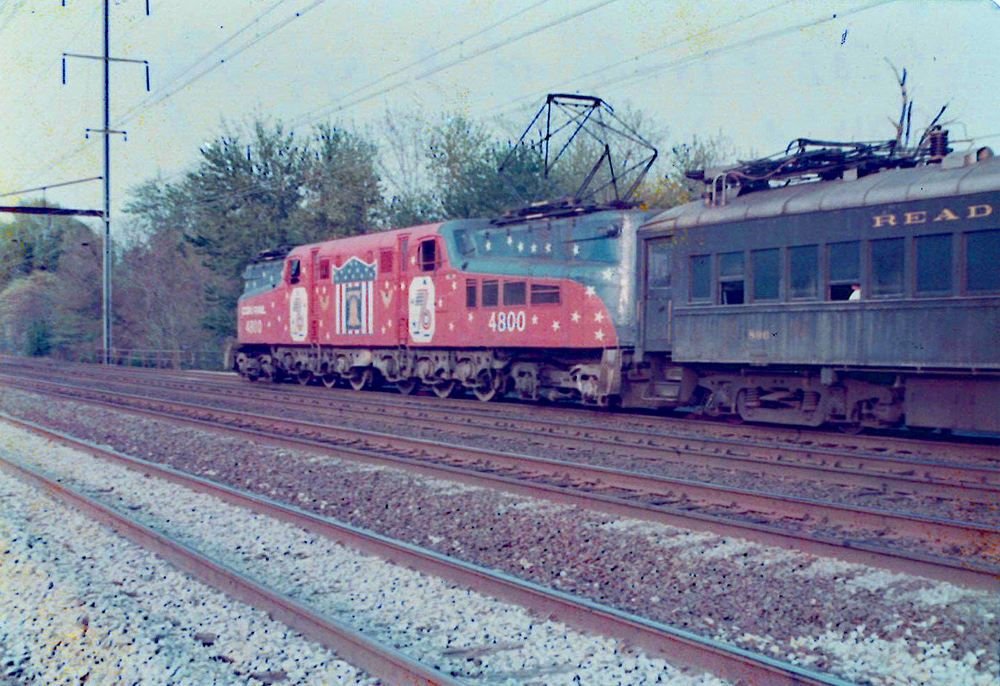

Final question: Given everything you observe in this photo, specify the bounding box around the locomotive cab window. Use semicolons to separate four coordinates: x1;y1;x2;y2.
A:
966;229;1000;292
482;279;499;307
318;259;330;280
530;284;560;304
287;259;301;284
419;239;438;271
828;240;860;300
718;251;745;305
503;281;527;306
466;279;477;307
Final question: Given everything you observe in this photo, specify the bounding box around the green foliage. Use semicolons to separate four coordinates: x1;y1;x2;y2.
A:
635;133;737;210
25;318;51;356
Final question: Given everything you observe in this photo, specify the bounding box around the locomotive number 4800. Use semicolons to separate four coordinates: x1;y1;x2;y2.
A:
244;319;263;334
488;311;526;332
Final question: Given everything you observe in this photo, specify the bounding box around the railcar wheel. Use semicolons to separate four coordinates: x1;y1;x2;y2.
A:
432;380;459;398
395;378;418;395
349;368;372;391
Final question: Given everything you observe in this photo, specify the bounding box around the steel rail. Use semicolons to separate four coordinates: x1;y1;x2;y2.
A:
2;366;996;504
5;357;998;464
2;374;995;549
2;379;997;591
0;452;471;686
0;415;863;686
73;370;1000;498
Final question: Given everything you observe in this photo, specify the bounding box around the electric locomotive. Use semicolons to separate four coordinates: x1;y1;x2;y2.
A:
233;202;655;405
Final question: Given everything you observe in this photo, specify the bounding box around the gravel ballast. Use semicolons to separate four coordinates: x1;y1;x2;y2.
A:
1;421;728;686
0;470;377;686
1;388;997;685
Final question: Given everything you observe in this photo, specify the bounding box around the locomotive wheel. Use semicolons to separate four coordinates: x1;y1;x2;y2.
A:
395;378;418;395
432;380;459;398
349;368;373;391
472;370;501;402
321;373;338;388
297;369;313;386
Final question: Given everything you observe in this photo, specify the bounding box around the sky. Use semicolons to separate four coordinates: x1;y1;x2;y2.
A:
1;0;999;235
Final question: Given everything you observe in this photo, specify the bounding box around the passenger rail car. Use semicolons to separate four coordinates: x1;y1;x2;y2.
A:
636;149;1000;433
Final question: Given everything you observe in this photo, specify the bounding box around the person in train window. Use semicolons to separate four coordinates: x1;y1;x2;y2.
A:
848;284;862;300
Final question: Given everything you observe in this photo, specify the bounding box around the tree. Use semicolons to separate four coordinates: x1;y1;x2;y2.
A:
635;132;737;209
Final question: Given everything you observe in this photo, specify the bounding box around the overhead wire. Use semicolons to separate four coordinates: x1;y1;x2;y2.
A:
284;0;556;130
114;0;294;128
288;0;624;128
116;0;329;129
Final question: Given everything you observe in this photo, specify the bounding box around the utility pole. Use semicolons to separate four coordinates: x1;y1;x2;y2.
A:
62;1;150;364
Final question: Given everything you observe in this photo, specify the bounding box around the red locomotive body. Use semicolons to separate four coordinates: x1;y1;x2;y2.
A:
234;210;648;403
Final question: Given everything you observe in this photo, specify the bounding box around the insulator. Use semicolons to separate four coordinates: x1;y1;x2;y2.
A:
802;391;820;412
928;126;950;158
745;386;761;408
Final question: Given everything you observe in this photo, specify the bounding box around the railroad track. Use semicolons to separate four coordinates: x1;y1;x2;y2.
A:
2;371;996;590
0;415;860;686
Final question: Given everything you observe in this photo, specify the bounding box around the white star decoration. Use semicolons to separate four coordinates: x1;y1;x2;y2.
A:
602;268;615;280
544;243;552;253
437;298;443;307
506;235;513;246
531;243;537;253
585;285;596;297
410;255;417;265
571;311;581;323
572;244;580;256
594;311;605;323
448;322;455;331
451;281;457;290
485;240;492;251
531;315;538;325
551;320;561;331
468;312;474;322
380;325;385;334
595;330;605;341
517;241;524;252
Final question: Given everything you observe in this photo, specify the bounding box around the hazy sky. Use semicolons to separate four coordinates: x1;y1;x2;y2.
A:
2;0;998;233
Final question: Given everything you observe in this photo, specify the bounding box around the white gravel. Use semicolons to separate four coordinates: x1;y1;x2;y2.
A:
0;421;729;686
0;472;377;685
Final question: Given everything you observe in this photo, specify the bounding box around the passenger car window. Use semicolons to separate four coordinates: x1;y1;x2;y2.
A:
690;255;711;301
647;239;673;289
789;245;818;299
752;248;780;301
871;238;905;297
916;234;952;294
967;229;1000;292
718;251;745;304
828;241;860;300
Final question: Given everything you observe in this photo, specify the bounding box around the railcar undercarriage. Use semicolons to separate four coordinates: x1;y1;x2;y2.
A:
233;344;620;405
232;344;998;433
